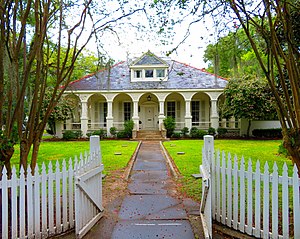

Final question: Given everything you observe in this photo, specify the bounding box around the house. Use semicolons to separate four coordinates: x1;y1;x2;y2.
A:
57;51;234;138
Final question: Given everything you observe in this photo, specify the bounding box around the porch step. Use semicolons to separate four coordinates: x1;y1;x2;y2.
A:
136;130;165;141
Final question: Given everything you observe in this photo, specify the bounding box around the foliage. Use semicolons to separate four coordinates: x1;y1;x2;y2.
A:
181;127;189;137
208;127;216;135
222;76;277;136
163;117;176;138
87;129;107;139
110;127;117;137
171;132;181;138
117;131;129;139
62;130;82;140
124;120;134;138
217;127;228;136
252;129;282;139
190;127;207;139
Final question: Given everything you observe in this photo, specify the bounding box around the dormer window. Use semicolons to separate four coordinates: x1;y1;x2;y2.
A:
130;51;169;82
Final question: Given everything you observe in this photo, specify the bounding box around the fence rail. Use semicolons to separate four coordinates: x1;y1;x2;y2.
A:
211;150;300;239
0;150;101;239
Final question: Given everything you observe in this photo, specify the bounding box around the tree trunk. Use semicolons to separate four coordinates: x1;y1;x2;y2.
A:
30;137;41;172
283;129;300;176
0;146;14;179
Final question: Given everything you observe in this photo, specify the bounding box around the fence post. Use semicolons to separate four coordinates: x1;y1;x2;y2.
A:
90;135;101;164
204;135;214;164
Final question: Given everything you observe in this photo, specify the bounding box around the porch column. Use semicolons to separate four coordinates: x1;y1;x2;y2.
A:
132;100;139;131
185;100;192;130
106;100;114;136
80;100;88;137
158;100;165;130
55;121;63;138
210;99;219;129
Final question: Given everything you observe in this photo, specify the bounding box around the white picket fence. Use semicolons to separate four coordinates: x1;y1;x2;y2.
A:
0;144;102;239
209;146;300;238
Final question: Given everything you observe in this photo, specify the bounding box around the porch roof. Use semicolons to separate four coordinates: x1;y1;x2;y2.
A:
67;60;228;91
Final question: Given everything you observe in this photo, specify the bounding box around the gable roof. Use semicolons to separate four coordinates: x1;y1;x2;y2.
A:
67;59;228;91
131;51;168;66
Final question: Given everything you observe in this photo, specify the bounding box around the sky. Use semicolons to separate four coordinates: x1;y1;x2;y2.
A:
84;2;218;69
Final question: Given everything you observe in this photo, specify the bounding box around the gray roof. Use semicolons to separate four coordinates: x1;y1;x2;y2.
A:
67;60;228;91
132;52;167;65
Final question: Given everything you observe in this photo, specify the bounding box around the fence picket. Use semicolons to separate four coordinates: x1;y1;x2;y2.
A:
246;159;253;235
293;165;300;239
68;158;74;229
62;160;68;231
271;163;279;238
55;160;62;234
282;163;289;238
41;163;48;238
216;151;221;222
239;157;245;233
233;155;238;230
48;162;55;236
263;162;269;239
226;153;232;227
221;151;226;224
19;166;26;239
27;167;34;238
254;161;261;238
34;165;41;239
11;167;18;239
2;167;8;239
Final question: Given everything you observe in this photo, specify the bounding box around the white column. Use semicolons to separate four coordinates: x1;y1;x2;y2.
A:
185;100;192;130
55;121;63;138
80;100;88;137
132;100;139;131
210;99;219;129
158;100;165;131
106;100;114;136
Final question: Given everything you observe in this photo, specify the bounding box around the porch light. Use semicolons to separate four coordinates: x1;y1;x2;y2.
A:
147;95;151;101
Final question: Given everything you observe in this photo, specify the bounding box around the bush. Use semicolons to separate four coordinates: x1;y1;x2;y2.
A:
278;142;289;156
208;127;216;135
62;130;82;140
163;117;176;138
197;130;207;139
181;127;189;137
124;120;134;138
171;132;181;138
217;127;228;136
252;128;282;138
117;130;129;139
190;127;199;138
88;129;106;139
110;127;117;137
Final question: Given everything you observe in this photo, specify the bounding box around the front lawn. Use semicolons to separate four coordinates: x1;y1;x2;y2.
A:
10;140;139;175
163;139;293;201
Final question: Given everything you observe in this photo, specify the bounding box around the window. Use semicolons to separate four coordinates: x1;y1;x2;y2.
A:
156;69;165;78
191;101;200;126
167;101;176;119
124;102;132;121
145;69;154;78
134;70;142;78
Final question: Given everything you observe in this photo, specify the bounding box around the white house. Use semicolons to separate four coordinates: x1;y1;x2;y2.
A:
58;51;238;139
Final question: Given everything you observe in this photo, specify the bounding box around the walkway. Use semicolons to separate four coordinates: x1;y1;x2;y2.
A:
111;141;196;238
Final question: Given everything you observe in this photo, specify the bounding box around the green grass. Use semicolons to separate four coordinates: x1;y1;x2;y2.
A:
163;139;293;201
10;140;139;175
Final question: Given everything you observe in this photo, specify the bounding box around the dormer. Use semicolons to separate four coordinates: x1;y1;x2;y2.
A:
130;51;169;82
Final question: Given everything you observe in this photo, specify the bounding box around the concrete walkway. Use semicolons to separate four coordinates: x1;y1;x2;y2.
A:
111;141;196;238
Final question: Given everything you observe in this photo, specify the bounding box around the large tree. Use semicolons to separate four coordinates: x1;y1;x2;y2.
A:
0;0;145;176
153;0;300;171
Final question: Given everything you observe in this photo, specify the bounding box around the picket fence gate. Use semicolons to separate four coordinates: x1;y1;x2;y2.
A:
0;136;104;239
200;135;300;239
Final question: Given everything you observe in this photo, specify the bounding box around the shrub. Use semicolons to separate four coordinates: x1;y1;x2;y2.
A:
252;128;282;138
217;127;228;136
124;120;134;138
62;130;82;140
163;117;176;138
88;129;106;139
110;127;117;137
181;127;189;137
278;142;289;156
190;127;199;138
171;132;181;138
208;127;216;135
117;130;128;139
197;130;207;139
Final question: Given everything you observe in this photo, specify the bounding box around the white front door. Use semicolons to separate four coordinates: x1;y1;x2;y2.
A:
145;107;154;128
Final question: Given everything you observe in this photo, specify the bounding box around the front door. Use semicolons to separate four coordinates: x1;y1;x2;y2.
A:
145;107;154;128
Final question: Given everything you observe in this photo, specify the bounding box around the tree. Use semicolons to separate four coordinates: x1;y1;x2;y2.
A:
222;77;277;136
152;0;300;171
0;0;146;176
